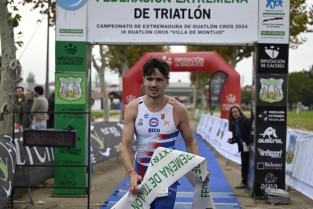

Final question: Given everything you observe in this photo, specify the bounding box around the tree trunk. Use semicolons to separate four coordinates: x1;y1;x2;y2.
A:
193;72;199;112
0;0;18;135
119;62;129;121
92;45;110;122
99;69;109;122
200;90;206;110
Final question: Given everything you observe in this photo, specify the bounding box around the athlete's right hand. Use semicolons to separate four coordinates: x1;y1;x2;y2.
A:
129;171;142;196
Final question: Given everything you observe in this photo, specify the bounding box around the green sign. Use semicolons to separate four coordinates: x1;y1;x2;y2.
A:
54;40;89;196
53;104;87;196
56;41;86;72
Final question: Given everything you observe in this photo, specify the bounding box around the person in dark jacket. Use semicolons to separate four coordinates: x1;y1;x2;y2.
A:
227;105;251;189
19;90;34;129
47;91;55;129
14;86;25;131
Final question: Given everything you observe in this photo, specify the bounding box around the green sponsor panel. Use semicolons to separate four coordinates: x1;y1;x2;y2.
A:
53;104;87;196
53;72;88;196
56;41;86;72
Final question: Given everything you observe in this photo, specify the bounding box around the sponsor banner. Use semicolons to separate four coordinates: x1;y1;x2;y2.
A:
257;44;288;74
258;0;290;43
91;122;136;164
53;104;87;195
256;106;286;123
112;147;214;209
256;74;287;107
56;3;87;41
286;129;313;200
87;1;258;44
196;114;240;164
209;71;228;111
0;135;16;208
0;123;128;202
55;72;86;105
56;41;87;72
254;118;286;195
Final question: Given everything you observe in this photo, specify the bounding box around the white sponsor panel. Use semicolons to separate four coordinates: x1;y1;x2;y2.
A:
56;4;87;41
286;129;313;200
197;114;240;164
258;0;290;43
87;1;258;44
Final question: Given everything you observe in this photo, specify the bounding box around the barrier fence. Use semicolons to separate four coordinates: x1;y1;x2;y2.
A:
196;112;313;200
0;121;129;209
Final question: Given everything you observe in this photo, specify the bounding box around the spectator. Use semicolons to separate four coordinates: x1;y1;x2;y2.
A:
14;86;25;130
227;105;251;189
31;86;48;130
47;91;55;129
19;90;34;130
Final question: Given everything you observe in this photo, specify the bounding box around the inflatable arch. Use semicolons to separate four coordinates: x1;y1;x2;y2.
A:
123;52;241;119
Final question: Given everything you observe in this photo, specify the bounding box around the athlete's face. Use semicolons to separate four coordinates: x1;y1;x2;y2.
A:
144;69;168;99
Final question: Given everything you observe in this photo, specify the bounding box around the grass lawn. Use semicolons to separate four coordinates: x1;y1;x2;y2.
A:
93;109;313;131
287;110;313;131
91;110;120;119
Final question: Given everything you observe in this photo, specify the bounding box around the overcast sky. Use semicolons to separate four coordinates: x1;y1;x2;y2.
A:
6;1;313;88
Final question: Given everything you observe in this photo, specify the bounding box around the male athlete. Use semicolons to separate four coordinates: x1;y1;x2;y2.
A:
120;58;210;208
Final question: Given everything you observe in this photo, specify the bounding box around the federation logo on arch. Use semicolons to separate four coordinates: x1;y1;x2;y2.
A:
57;0;87;10
149;118;159;127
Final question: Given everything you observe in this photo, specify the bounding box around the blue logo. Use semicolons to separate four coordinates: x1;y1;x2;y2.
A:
144;113;149;118
149;128;160;133
149;118;159;127
266;0;283;9
57;0;87;10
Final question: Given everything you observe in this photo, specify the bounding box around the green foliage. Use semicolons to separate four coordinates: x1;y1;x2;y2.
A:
22;0;56;26
241;90;252;105
189;71;211;90
288;71;313;107
289;0;313;48
26;72;36;83
105;45;170;75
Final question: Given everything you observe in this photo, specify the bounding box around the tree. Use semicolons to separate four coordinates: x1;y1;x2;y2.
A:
26;72;35;83
190;71;211;110
288;71;313;110
22;0;56;26
92;45;110;122
0;0;20;135
241;90;252;107
98;45;170;120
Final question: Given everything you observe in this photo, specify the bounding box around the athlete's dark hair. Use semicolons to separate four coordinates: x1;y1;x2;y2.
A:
143;58;170;79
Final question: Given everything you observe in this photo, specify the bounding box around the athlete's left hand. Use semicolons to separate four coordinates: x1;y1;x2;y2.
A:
204;171;210;184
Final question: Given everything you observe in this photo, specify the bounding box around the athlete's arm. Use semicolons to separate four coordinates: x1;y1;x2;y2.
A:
175;101;210;184
120;100;142;195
